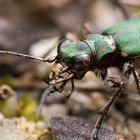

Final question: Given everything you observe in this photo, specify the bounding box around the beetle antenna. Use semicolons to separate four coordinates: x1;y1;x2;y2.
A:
0;50;56;63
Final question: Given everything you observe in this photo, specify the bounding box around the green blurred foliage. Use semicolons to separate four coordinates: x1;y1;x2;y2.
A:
17;92;37;121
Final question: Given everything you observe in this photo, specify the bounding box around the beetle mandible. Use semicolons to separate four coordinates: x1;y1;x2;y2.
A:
0;16;140;140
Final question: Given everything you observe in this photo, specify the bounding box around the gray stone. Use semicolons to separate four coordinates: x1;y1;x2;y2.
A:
49;116;115;140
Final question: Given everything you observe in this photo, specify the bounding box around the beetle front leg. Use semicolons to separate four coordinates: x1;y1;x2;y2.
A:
66;78;75;99
65;32;80;41
123;62;140;95
82;22;96;34
92;80;124;140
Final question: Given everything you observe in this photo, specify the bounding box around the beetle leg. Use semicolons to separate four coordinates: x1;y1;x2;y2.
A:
92;79;124;140
105;76;122;88
131;69;140;95
123;62;140;95
66;78;75;99
82;22;96;34
56;81;68;93
115;0;130;20
65;32;79;41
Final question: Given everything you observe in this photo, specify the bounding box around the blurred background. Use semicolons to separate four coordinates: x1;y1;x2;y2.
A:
0;0;139;140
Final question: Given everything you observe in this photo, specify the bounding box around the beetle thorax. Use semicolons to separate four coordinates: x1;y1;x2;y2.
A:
84;34;116;62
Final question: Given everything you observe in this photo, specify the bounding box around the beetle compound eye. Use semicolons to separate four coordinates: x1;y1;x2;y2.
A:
72;54;90;70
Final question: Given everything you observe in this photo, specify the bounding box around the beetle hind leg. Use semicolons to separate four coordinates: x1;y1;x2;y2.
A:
92;78;125;140
123;62;140;95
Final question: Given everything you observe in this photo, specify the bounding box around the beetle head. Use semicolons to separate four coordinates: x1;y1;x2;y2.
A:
49;40;92;84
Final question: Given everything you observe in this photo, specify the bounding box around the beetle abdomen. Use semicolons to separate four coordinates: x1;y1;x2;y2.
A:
114;29;140;57
104;16;140;34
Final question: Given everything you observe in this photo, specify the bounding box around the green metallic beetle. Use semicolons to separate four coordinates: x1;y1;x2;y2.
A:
0;16;140;140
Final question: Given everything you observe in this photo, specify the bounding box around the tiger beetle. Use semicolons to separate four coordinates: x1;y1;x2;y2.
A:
0;16;140;140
